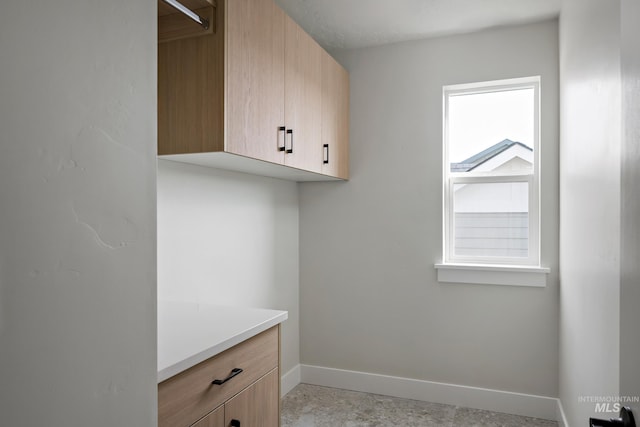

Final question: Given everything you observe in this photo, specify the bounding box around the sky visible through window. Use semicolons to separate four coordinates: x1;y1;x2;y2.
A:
448;88;534;163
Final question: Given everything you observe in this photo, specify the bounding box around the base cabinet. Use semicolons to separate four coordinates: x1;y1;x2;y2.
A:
191;369;278;427
159;326;280;427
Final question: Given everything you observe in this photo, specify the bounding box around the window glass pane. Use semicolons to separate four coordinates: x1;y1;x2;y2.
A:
453;182;528;258
449;88;534;174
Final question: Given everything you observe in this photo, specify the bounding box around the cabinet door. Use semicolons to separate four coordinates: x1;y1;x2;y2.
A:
192;405;224;427
225;368;279;427
321;52;350;179
225;0;286;164
283;16;323;173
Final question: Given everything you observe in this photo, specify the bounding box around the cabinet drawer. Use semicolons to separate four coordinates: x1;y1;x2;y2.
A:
159;326;279;427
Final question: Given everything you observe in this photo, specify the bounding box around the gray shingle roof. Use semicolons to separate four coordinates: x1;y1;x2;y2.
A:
450;139;532;172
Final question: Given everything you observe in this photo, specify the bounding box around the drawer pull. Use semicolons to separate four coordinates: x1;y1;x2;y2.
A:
211;368;243;385
230;420;241;427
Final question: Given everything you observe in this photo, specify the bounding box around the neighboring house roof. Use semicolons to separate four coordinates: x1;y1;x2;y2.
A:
450;139;533;172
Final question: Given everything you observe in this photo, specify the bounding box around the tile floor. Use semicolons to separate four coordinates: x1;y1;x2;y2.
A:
281;384;559;427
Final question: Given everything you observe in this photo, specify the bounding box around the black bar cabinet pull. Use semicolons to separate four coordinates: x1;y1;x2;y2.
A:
278;126;286;151
211;368;243;385
323;144;329;164
230;420;241;427
590;407;636;427
286;129;294;154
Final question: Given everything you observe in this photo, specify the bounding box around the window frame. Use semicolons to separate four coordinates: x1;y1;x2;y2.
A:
442;76;541;267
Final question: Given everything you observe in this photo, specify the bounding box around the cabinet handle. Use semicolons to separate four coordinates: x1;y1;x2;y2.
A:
323;144;329;164
230;420;241;427
278;126;286;152
286;129;294;154
211;368;243;385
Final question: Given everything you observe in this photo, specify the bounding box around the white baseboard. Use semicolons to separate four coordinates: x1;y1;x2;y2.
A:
556;399;570;427
281;364;301;397
300;364;559;421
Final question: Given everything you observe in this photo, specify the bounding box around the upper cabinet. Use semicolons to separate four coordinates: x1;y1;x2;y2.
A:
283;15;323;174
321;52;350;179
158;0;349;181
224;0;285;165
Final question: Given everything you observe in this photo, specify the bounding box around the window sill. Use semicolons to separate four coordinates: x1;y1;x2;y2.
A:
434;263;550;287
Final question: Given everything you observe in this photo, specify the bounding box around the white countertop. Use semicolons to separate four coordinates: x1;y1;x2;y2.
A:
157;300;288;383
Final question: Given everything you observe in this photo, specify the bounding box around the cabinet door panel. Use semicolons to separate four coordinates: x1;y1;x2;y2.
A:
226;0;285;164
192;405;224;427
284;16;323;173
225;368;279;427
321;52;349;179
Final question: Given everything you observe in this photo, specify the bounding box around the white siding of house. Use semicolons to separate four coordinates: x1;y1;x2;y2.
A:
454;181;528;213
452;146;531;258
455;212;528;257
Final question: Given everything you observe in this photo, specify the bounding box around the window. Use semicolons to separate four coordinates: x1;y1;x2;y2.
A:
442;77;540;268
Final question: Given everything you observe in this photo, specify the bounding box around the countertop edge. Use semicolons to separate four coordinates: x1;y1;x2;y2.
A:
157;311;288;383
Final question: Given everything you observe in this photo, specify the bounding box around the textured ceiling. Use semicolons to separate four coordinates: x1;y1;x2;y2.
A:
274;0;561;49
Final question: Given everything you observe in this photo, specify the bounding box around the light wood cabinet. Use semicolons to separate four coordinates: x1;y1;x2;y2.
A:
321;52;350;179
225;0;285;164
158;326;280;427
158;0;224;156
190;369;278;427
158;0;349;181
283;15;323;174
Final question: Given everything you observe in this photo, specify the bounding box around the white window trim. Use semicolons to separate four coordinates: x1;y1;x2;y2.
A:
434;263;550;287
439;76;547;286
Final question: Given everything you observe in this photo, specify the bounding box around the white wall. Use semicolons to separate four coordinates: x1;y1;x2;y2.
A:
157;160;300;377
0;1;157;426
300;20;559;397
558;0;622;425
620;0;640;416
